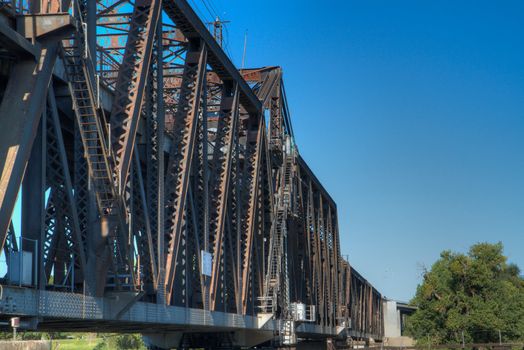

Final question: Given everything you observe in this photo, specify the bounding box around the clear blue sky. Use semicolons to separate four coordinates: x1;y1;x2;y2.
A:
191;0;524;301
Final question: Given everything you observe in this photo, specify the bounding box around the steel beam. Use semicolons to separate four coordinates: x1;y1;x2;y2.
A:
21;113;46;289
0;18;38;57
16;14;75;40
208;83;240;311
46;85;87;283
240;118;264;314
162;0;261;114
163;41;207;304
110;0;162;190
0;40;58;252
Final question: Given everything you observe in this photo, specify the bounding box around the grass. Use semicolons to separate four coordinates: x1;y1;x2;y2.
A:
51;338;103;350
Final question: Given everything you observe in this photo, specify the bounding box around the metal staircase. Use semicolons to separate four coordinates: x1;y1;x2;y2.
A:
62;46;115;214
259;144;297;347
60;5;131;289
260;153;293;314
280;319;296;346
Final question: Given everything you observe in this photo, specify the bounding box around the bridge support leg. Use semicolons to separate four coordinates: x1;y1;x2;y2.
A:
21;119;46;289
179;334;190;350
0;42;58;252
93;215;117;295
142;333;183;349
0;13;74;253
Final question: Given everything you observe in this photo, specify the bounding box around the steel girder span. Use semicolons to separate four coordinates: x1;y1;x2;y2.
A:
0;0;384;348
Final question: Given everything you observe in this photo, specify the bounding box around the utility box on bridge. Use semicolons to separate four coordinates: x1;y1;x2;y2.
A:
201;250;212;277
290;302;316;322
8;251;33;286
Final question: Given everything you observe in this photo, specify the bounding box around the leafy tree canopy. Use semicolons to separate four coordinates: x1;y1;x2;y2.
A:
406;242;524;344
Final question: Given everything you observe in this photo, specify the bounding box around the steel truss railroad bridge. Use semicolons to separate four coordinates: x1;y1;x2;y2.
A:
0;0;384;348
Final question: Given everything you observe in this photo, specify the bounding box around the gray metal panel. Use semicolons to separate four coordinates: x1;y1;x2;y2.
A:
0;287;265;331
39;291;104;319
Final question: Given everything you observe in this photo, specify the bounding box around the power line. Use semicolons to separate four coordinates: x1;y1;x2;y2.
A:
200;0;216;20
206;17;230;49
198;0;234;60
204;0;220;19
221;23;234;60
202;0;219;18
189;0;210;23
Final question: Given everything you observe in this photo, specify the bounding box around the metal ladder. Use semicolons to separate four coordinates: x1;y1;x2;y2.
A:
63;48;115;214
280;155;293;307
260;155;292;314
61;12;130;287
280;319;296;346
258;204;285;314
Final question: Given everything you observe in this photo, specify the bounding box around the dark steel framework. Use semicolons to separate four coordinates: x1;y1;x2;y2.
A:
0;0;383;348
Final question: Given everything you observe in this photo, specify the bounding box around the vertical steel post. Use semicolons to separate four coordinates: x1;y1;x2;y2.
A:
22;115;45;290
155;18;165;305
86;0;96;62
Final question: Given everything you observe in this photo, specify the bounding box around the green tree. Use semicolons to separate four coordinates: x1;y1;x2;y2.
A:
406;242;524;344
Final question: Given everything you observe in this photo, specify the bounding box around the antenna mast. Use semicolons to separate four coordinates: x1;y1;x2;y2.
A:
207;16;230;48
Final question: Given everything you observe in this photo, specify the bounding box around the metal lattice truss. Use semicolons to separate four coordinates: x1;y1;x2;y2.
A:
0;0;384;345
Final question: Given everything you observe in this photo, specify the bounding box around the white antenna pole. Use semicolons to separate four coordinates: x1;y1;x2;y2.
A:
241;30;248;69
